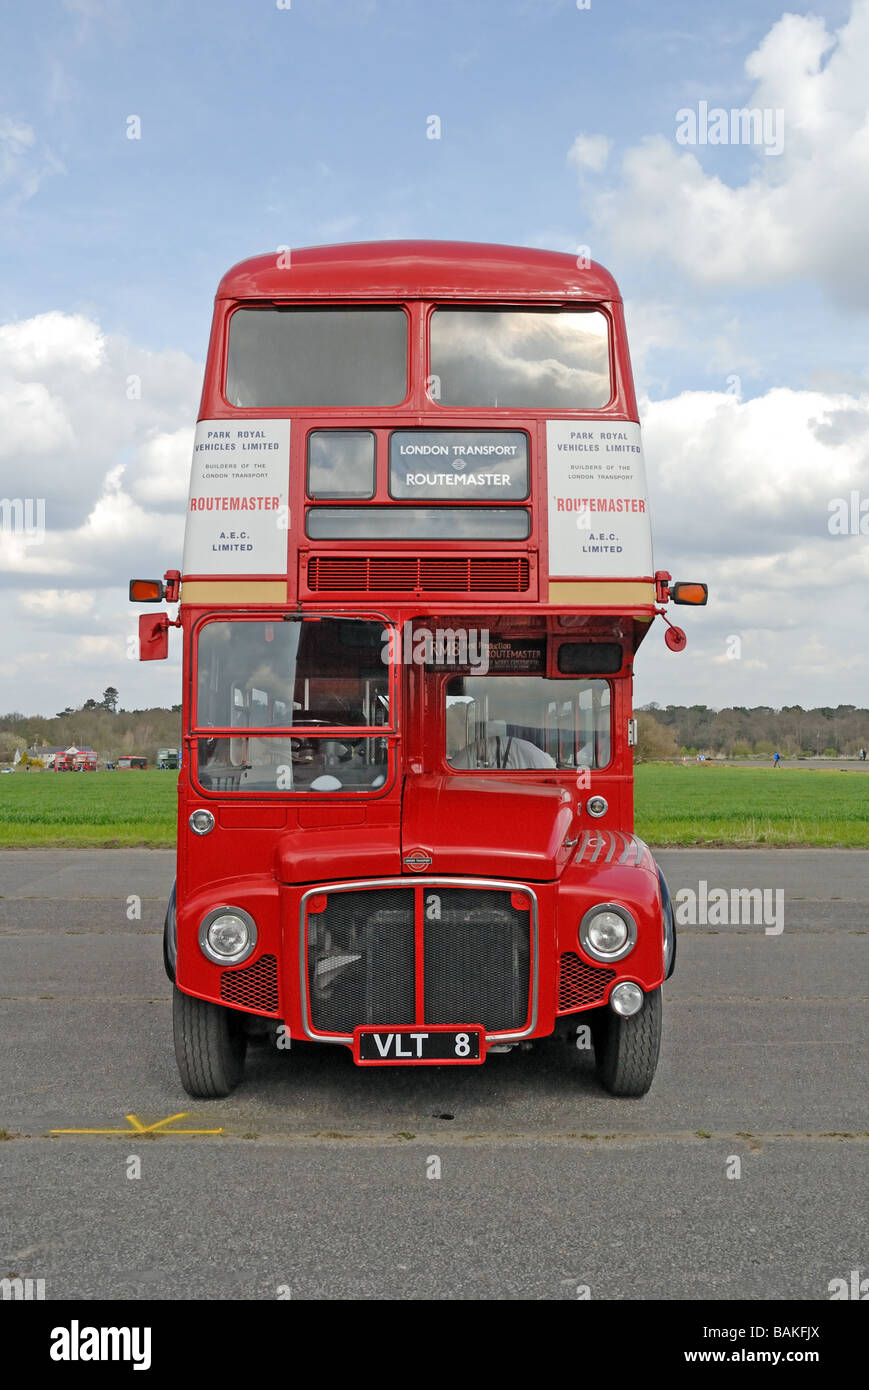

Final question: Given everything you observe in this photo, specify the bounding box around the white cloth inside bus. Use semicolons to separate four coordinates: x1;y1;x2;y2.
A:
446;707;556;770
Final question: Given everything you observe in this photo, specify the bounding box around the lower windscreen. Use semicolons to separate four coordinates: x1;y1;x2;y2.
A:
196;736;388;794
194;615;391;794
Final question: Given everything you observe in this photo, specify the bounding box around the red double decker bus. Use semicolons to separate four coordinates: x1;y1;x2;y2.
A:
131;240;705;1098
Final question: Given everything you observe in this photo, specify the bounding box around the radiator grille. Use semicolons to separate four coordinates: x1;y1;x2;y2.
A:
423;889;530;1031
557;953;615;1012
306;555;530;593
307;889;415;1033
220;953;279;1013
305;886;532;1035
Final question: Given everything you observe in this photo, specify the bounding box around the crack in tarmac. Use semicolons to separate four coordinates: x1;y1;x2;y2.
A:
1;1129;867;1146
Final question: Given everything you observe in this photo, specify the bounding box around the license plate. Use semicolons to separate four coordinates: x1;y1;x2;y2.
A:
353;1025;485;1065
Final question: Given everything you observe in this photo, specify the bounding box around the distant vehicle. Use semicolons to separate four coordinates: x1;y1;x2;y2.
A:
157;748;180;770
54;753;76;771
117;756;148;770
0;767;14;774
74;752;98;772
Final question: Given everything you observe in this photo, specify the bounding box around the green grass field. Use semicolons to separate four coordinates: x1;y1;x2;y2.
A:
0;770;177;848
634;763;869;847
0;763;866;848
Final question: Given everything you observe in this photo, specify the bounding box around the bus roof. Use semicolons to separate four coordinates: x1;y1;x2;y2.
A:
216;240;622;305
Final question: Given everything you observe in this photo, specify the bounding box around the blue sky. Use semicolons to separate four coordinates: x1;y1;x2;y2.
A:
1;0;854;373
2;0;869;714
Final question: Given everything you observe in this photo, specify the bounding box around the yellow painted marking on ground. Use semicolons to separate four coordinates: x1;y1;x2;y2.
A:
51;1111;223;1136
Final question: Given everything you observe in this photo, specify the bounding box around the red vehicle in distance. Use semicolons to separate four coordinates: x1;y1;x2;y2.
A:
117;756;148;770
131;240;706;1099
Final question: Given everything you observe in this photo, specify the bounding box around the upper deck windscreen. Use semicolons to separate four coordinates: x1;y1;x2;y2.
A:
226;307;408;407
430;309;610;409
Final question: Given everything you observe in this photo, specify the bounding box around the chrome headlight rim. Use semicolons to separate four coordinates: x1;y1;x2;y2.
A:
198;905;257;966
586;795;609;819
610;980;644;1016
579;902;638;962
189;808;215;836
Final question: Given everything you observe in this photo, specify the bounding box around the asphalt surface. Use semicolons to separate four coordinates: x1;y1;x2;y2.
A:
1;848;866;1300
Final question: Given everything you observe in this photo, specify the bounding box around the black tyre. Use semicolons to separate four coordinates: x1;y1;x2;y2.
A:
592;987;662;1097
172;985;247;1098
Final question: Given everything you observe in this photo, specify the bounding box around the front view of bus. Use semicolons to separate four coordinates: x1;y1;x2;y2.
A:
131;241;705;1099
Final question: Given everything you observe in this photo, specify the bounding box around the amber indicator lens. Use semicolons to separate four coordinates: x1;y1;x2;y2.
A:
129;579;164;602
670;582;708;606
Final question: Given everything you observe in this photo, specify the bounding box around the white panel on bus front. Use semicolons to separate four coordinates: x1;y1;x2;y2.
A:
545;420;653;580
182;418;291;576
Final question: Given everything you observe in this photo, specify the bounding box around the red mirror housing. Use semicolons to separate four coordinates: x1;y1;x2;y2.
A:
139;612;170;661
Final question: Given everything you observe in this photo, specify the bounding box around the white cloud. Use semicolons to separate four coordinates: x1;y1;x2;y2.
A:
643;386;869;558
18;589;95;619
0;310;201;532
0;312;105;373
0;118;35;164
132;427;195;505
588;1;869;306
0;314;197;699
76;634;122;658
567;133;612;173
633;382;869;707
0;381;74;455
0;116;64;208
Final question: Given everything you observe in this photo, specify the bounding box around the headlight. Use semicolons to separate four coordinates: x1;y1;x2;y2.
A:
189;809;215;836
198;906;257;965
586;795;608;818
610;981;644;1016
579;903;637;961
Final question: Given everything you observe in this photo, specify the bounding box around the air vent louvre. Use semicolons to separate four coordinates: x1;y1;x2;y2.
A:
307;556;530;593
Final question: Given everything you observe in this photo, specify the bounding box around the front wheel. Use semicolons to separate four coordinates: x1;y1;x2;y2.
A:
592;987;662;1097
172;985;247;1098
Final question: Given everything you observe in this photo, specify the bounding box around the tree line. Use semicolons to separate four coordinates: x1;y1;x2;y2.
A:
0;695;181;767
635;703;869;762
3;697;867;768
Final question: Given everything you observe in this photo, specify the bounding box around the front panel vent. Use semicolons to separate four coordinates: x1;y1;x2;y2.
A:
220;953;280;1014
306;555;531;594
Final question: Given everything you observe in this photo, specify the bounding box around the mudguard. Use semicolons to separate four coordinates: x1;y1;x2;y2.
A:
657;863;677;978
163;881;177;982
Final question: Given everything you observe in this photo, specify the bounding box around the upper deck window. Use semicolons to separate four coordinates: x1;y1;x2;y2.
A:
430;308;610;409
308;430;376;498
226;307;408;408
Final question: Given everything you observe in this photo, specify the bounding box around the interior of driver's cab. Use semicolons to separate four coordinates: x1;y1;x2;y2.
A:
444;675;610;772
195;617;390;793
